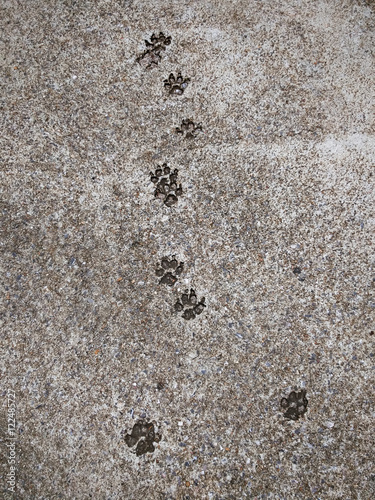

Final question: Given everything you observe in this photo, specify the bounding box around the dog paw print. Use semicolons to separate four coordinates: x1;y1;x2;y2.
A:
150;163;183;207
175;119;203;139
292;266;306;282
164;72;190;95
156;256;184;286
281;389;308;421
174;288;206;320
124;420;162;456
137;32;171;69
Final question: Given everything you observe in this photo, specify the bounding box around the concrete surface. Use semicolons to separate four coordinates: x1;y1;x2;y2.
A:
1;0;375;498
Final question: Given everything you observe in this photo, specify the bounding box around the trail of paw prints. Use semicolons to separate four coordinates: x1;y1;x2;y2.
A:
281;389;308;421
136;32;171;69
175;119;203;139
174;288;206;320
156;256;184;286
150;163;183;207
164;72;190;95
124;420;162;456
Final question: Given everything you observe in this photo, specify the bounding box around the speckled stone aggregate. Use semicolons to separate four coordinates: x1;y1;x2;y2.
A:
1;0;374;499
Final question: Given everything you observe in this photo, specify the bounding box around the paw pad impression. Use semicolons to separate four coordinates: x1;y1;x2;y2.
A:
175;119;202;139
156;256;184;286
150;163;183;207
137;32;171;69
164;72;190;95
174;288;206;320
124;420;162;456
281;389;308;421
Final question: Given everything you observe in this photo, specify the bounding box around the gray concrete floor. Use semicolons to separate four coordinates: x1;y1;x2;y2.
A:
1;0;375;498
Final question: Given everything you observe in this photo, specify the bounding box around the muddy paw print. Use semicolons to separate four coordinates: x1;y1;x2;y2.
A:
175;119;203;139
281;389;308;421
150;163;183;207
124;420;162;456
164;72;190;95
137;32;171;69
174;288;206;320
156;256;184;286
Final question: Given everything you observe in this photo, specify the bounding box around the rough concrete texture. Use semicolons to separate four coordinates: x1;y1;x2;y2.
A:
1;0;375;498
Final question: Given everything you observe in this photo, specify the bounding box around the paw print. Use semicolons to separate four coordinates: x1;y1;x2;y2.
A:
164;72;190;95
281;389;308;421
175;119;203;139
137;32;171;69
292;266;306;282
156;256;184;286
150;163;183;207
124;420;162;456
174;288;206;320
